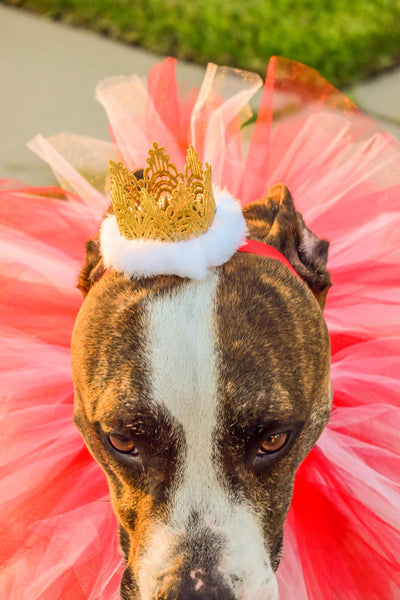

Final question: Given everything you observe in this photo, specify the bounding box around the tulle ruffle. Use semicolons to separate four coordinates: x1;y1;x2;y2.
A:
1;56;400;599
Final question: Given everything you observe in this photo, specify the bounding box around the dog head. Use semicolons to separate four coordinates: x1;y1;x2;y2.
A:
72;183;332;600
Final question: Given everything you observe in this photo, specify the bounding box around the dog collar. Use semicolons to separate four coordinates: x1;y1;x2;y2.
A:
238;239;301;279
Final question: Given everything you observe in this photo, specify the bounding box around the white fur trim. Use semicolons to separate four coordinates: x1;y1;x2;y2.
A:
100;187;247;280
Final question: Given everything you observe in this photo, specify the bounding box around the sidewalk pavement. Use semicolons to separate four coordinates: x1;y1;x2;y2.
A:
1;4;399;186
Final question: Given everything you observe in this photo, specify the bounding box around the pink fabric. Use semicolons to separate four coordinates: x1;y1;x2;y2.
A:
1;57;400;599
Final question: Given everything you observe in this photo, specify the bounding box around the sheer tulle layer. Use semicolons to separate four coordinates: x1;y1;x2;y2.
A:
0;185;123;599
1;56;400;599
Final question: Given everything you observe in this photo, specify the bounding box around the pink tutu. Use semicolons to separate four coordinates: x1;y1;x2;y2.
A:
1;56;399;600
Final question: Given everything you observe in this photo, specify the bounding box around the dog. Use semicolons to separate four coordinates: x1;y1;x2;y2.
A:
71;181;332;600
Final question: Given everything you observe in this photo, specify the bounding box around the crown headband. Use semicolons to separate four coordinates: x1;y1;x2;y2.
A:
100;144;248;280
109;143;216;242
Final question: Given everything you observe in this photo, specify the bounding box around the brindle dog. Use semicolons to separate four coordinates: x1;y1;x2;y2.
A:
72;183;332;600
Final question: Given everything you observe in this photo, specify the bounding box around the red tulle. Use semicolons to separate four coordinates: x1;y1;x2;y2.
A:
1;57;400;599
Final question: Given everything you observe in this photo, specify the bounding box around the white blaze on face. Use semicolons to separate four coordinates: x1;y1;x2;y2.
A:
138;274;278;600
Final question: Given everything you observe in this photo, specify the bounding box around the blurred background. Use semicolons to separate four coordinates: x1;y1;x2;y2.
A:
4;0;400;86
1;0;399;184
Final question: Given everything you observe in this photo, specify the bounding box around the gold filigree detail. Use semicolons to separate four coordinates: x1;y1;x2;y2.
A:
109;143;216;241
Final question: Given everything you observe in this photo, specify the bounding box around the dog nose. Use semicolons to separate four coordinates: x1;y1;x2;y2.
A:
156;591;234;600
156;581;236;600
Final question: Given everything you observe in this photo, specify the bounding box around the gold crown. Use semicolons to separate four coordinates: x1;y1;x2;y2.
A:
109;143;216;242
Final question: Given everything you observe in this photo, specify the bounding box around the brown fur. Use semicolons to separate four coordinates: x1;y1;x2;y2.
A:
216;251;330;568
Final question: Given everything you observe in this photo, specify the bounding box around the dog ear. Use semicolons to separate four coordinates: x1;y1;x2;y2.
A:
242;184;331;309
77;235;106;298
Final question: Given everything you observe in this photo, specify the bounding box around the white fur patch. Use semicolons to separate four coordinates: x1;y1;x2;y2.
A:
100;187;247;280
138;276;278;600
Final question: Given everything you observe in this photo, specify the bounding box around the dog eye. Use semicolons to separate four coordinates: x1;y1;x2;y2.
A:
108;433;138;455
257;432;289;455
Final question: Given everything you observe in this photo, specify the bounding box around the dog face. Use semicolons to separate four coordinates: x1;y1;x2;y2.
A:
72;184;332;600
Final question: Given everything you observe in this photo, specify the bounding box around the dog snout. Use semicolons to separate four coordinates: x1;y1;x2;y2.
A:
156;591;233;600
155;573;236;600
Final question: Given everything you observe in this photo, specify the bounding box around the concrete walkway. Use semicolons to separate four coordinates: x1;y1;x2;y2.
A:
1;4;399;186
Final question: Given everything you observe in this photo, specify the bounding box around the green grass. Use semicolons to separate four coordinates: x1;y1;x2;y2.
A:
5;0;400;87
